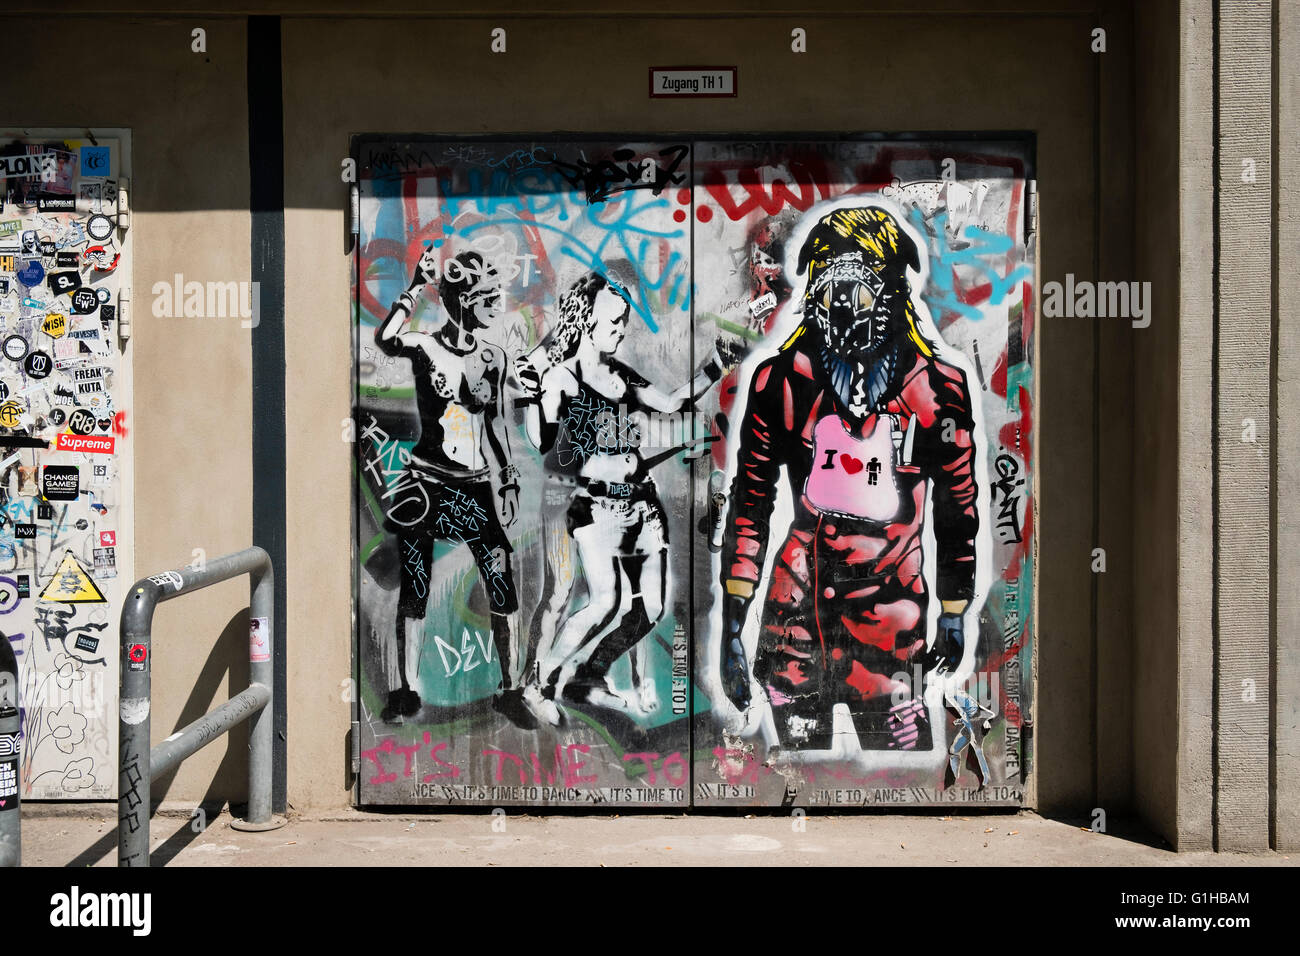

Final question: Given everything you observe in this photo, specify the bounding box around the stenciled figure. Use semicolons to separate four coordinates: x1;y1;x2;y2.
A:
374;247;531;728
521;272;723;719
719;205;983;756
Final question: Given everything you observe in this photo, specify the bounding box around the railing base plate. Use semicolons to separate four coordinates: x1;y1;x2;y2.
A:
230;815;288;832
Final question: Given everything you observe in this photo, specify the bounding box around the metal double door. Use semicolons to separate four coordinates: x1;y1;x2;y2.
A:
352;136;1034;808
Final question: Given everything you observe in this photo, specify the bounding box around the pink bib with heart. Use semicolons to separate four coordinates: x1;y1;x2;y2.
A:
804;414;899;521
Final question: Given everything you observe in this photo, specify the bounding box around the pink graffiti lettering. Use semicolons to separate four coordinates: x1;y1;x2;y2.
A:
483;744;599;787
622;751;689;786
711;746;776;786
360;732;463;785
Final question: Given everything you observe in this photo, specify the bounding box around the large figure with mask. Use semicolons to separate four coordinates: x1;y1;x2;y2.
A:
719;206;981;753
374;247;530;728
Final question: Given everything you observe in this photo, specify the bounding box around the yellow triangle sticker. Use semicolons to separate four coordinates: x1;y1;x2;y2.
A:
38;551;107;604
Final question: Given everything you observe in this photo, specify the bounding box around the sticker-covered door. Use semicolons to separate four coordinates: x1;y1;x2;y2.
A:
1;132;132;799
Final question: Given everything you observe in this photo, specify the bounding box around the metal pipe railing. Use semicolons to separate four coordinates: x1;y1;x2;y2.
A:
0;632;18;867
118;546;277;867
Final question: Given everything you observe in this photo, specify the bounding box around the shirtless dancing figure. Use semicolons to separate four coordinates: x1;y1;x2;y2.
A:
375;247;533;728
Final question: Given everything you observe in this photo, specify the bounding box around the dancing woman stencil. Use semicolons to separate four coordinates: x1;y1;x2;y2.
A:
520;271;725;722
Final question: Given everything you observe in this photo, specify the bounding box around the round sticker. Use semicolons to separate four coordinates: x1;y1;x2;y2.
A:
48;408;66;426
24;351;52;379
86;215;114;242
128;643;147;663
68;408;96;435
0;401;23;428
2;335;28;362
70;289;99;315
95;287;111;304
16;260;44;288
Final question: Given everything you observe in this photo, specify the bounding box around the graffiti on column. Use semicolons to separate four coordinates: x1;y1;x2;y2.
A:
0;136;128;799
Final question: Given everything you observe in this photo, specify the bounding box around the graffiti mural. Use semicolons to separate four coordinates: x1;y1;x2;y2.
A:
353;137;1034;807
693;141;1034;807
354;139;705;806
0;134;131;799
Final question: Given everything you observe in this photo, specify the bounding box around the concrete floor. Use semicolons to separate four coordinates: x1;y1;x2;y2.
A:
15;804;1296;866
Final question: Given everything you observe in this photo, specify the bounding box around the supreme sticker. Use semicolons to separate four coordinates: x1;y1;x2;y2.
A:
55;433;114;454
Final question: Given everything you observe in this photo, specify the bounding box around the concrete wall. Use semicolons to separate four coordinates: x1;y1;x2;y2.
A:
7;2;1157;822
280;8;1110;811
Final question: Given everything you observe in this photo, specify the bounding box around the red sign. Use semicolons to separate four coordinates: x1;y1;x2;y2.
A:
128;644;147;663
56;433;114;455
99;531;116;547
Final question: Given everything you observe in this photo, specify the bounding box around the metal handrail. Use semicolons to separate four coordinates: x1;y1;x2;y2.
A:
118;546;280;867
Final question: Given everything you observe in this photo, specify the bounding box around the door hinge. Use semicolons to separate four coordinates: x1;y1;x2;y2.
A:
117;176;131;232
349;184;359;237
117;286;131;344
350;720;360;774
1025;180;1038;246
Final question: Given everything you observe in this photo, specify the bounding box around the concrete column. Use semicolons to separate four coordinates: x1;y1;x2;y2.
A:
1173;0;1217;852
1214;0;1273;853
1274;0;1300;853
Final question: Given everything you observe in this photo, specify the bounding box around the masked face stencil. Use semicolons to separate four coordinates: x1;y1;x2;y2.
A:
808;252;900;421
